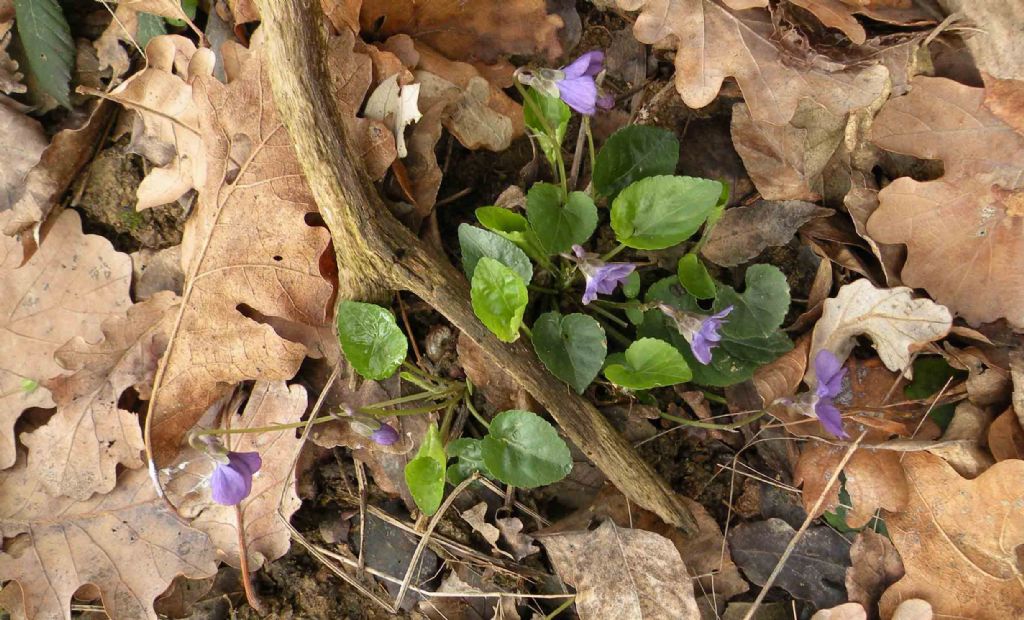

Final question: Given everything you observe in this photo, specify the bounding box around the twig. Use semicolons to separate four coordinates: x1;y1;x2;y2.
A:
394;473;481;609
354;459;368;574
740;431;867;620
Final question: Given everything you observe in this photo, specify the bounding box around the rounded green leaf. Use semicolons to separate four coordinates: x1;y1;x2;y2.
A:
458;224;533;284
447;438;487;486
677;253;716;300
622;271;641;299
604;338;692;390
526;184;598;255
481;410;572;488
714;264;790;339
405;457;444;515
611;176;722;250
533;312;607;394
475;207;548;264
336;301;408;380
594;126;680;197
471;258;528;343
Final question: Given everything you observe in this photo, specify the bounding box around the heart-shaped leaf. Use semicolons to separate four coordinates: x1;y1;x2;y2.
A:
527;184;598;254
594;125;680;197
677;253;716;300
611;176;722;250
459;224;533;284
336;301;408;380
481;410;572;488
405;423;446;515
715;264;790;340
533;312;607;393
471;258;528;343
604;338;692;390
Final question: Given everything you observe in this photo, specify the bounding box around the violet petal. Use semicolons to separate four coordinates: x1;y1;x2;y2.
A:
561;50;604;79
371;423;400;446
557;77;598;115
211;462;253;505
814;400;849;439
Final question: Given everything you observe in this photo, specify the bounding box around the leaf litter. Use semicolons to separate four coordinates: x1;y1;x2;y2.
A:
0;0;1022;618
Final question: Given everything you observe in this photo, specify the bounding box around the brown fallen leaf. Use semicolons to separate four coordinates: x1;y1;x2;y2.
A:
935;1;1024;81
811;602;867;620
165;381;306;569
794;443;908;528
807;279;952;385
880;453;1024;618
360;0;563;66
701;199;832;267
107;35;336;463
94;4;141;80
0;99;45;212
540;519;700;619
754;336;810;407
494;516;539;562
19;293;177;500
618;0;889;124
0;210;133;470
988;407;1024;461
459;502;511;558
0;19;25;94
789;0;866;44
846;529;904;618
0;456;218;619
458;332;538;412
891;599;933;620
867;76;1024;328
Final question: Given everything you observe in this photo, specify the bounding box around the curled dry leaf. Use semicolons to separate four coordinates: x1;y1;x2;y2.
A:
701;199;833;267
789;0;866;44
879;452;1024;619
20;293;177;500
846;529;904;617
459;502;510;558
165;381;307;569
0;210;132;470
540;520;701;619
753;335;809;407
807;278;952;385
617;0;889;124
495;516;539;561
867;76;1024;328
794;443;908;528
811;602;867;620
0;458;218;620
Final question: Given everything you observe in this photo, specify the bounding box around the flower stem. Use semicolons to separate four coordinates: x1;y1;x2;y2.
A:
514;81;569;197
544;596;577;619
585;116;596;177
465;395;490;429
659;409;766;430
600;243;627;261
587;302;629;328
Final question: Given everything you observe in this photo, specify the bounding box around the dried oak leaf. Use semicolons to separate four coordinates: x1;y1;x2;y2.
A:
19;293;177;500
617;0;889;124
811;603;868;620
540;520;701;619
701;199;832;267
867;76;1024;328
108;35;335;463
0;210;132;470
165;381;306;569
0;19;25;94
360;0;563;66
807;278;951;385
789;0;866;44
0;457;218;620
988;407;1024;461
846;529;904;617
0;99;45;212
879;452;1024;619
794;442;908;528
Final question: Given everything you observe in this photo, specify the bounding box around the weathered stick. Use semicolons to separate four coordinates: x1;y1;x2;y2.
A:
254;0;698;533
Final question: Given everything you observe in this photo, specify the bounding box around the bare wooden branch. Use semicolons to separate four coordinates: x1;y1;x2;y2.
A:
254;0;698;533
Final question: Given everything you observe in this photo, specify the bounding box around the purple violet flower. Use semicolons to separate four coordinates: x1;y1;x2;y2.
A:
516;51;614;116
370;422;400;446
571;245;636;305
812;350;848;439
658;304;734;365
210;451;262;506
347;410;401;447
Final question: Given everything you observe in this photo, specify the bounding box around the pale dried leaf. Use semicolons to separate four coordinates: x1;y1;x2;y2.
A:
846;529;904;616
807;279;952;385
702;200;832;267
794;443;908;528
166;381;306;568
891;599;933;620
459;502;510;558
789;0;865;44
0;210;132;470
753;336;809;407
879;453;1024;619
935;0;1024;81
0;100;45;211
364;74;421;158
619;0;889;124
540;520;700;619
20;293;177;500
94;4;137;79
495;516;539;561
323;0;360;33
131;245;185;300
988;407;1024;461
0;20;25;94
0;458;218;619
811;603;867;620
867;76;1024;328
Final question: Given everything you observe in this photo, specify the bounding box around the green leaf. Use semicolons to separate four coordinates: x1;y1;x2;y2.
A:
715;264;790;340
405;424;446;515
604;338;691;390
593;126;679;197
165;0;198;27
14;0;74;108
720;331;793;364
459;224;533;284
533;312;607;393
905;356;965;431
471;258;529;343
611;176;722;250
336;301;408;380
447;438;488;486
523;88;571;166
526;184;598;255
135;13;167;48
622;271;641;299
20;378;39;393
481;410;572;487
475;207;547;264
677;253;716;300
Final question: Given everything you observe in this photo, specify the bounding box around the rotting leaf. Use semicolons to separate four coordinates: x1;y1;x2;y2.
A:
540;520;701;619
701;200;833;267
495;516;539;561
846;529;904;617
879;453;1024;619
459;502;511;558
0;210;132;470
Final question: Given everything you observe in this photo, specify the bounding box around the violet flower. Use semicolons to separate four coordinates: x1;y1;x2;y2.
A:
347;410;400;446
659;304;734;365
571;245;636;305
210;451;262;506
516;51;614;116
811;350;848;439
370;422;400;446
